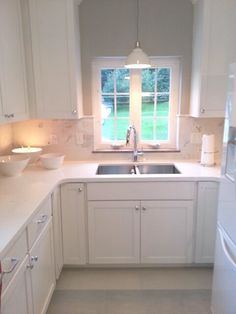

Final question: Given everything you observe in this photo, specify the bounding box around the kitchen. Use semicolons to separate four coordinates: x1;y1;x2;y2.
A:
0;0;235;313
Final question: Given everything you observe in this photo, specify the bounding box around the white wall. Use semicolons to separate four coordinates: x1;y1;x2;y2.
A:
79;0;193;115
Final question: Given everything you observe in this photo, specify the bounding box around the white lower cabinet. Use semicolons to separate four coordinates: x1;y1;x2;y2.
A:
52;187;63;279
1;256;33;314
88;201;140;264
88;200;194;264
61;183;86;265
29;218;55;314
141;201;194;264
195;182;219;263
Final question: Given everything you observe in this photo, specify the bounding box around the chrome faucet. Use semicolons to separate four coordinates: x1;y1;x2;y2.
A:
126;125;143;162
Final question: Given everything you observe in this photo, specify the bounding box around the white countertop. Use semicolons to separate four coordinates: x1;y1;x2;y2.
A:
0;160;221;259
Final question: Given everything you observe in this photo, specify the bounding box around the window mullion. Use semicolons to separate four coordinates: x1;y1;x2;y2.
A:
114;70;117;140
130;69;142;137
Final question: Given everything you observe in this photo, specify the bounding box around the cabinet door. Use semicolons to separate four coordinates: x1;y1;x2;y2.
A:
1;256;33;314
141;201;194;264
0;0;28;122
195;182;219;263
190;0;236;117
30;219;55;314
88;201;140;264
28;0;83;119
52;186;63;280
61;183;86;265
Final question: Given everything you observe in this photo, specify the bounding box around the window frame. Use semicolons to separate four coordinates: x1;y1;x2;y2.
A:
92;57;180;150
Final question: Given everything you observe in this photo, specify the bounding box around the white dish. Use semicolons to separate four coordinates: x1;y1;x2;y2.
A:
0;155;29;177
12;147;42;164
40;153;64;170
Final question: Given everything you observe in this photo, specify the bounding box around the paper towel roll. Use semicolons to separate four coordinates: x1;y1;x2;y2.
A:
201;134;215;166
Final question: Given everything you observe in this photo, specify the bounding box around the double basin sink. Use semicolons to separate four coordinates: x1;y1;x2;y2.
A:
96;164;181;175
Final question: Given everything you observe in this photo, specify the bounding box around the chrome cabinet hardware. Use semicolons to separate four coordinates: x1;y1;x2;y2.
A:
72;109;77;115
135;205;139;211
31;256;39;263
142;207;147;211
200;108;205;114
78;187;83;192
4;113;14;118
36;214;48;224
3;258;19;274
26;264;34;270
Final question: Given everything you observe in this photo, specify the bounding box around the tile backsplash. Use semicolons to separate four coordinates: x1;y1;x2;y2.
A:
10;116;224;163
0;123;13;155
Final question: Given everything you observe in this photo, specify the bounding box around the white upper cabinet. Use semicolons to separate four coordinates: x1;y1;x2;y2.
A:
190;0;236;117
28;0;83;119
0;0;29;123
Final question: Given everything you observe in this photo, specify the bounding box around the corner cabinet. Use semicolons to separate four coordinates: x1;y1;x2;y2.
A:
0;0;28;123
87;182;195;265
28;0;83;119
195;181;219;263
190;0;236;117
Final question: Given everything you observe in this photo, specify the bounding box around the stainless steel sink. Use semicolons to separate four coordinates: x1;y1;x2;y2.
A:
96;164;136;175
137;164;181;174
96;164;181;175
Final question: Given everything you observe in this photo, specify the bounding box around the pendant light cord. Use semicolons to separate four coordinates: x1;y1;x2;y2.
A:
137;0;140;44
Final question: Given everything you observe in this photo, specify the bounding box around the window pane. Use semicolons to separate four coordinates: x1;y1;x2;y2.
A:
102;96;114;119
141;118;154;140
142;95;155;117
116;69;130;93
156;95;169;117
142;69;155;92
117;96;129;117
117;119;129;140
102;118;115;141
101;69;114;93
156;118;169;140
157;68;170;92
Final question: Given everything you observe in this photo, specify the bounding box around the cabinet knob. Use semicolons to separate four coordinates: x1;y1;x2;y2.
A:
135;205;139;211
31;256;39;263
26;264;34;270
78;187;83;192
200;108;205;114
142;207;147;211
36;214;48;224
72;109;77;115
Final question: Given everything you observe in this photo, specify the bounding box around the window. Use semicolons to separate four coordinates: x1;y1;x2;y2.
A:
92;57;180;150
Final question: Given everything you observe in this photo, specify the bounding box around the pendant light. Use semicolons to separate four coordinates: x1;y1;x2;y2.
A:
125;0;151;69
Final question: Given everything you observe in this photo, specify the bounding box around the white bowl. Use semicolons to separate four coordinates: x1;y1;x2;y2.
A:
12;147;42;164
40;153;64;170
0;155;30;177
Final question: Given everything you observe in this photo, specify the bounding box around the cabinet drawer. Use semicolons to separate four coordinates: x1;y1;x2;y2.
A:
27;196;52;249
1;230;27;293
87;182;195;200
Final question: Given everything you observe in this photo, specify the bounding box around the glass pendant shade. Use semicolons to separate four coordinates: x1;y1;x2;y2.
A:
125;41;151;69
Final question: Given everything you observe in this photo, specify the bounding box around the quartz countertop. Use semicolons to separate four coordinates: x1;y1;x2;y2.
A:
0;160;221;259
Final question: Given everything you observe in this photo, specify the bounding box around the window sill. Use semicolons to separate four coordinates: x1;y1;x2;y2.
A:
92;149;181;153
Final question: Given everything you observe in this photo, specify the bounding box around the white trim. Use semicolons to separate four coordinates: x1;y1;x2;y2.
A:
92;57;181;150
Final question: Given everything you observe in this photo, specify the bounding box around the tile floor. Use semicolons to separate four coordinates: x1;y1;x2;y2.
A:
47;267;213;314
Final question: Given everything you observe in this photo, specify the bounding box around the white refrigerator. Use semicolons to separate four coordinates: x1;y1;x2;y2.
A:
212;63;236;314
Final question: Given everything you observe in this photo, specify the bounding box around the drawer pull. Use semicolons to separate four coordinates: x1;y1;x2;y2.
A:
142;207;147;211
78;187;83;192
135;205;139;211
36;214;48;224
3;258;19;275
